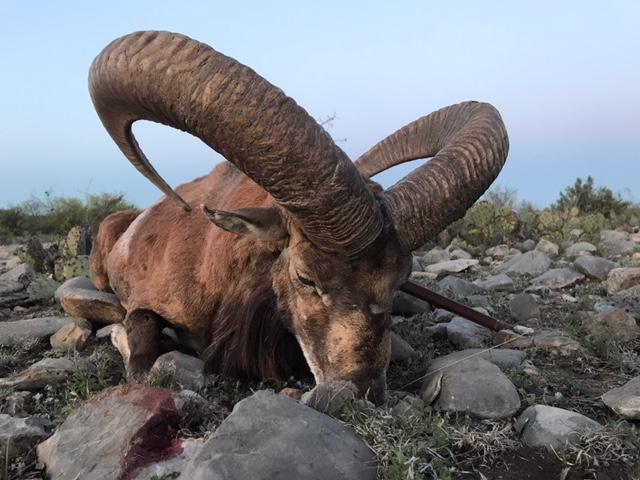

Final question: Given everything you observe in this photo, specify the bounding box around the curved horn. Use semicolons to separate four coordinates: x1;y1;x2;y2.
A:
355;102;508;251
89;31;382;255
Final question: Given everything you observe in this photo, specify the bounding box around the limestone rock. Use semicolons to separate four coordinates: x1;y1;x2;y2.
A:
437;275;483;297
449;248;472;260
473;273;514;291
55;276;125;324
583;308;640;342
425;259;479;275
420;356;520;419
37;384;185;480
497;251;551;276
536;238;559;258
494;329;580;357
391;290;430;316
599;230;635;256
510;293;540;323
607;268;640;295
446;316;494;348
0;316;91;347
574;255;618;281
422;247;450;265
515;405;602;449
564;241;597;259
531;268;584;289
0;414;51;458
0;357;87;390
179;390;377;480
602;376;640;420
390;332;417;362
50;322;92;351
151;351;205;391
0;263;34;295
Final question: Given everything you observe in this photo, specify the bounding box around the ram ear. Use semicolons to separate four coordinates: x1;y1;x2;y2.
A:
202;205;288;241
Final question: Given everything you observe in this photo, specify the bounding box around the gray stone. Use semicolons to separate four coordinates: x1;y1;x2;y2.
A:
0;263;34;294
37;384;185;480
494;329;580;357
390;332;417;362
411;256;424;272
437;275;483;297
53;276;95;302
515;405;603;449
446;316;494;348
599;230;636;256
55;276;126;324
133;438;204;480
566;229;584;243
449;248;472;260
0;414;51;458
583;308;640;342
607;267;640;295
427;348;526;371
515;240;536;252
0;357;87;390
151;351;205;391
531;268;585;289
0;316;91;347
425;259;479;275
601;376;640;420
179;390;377;480
564;241;598;259
487;244;520;259
433;308;454;323
510;293;540;322
5;391;32;416
392;291;431;316
422;247;450;265
536;238;559;258
473;273;514;291
497;251;551;276
574;255;618;281
420;356;520;419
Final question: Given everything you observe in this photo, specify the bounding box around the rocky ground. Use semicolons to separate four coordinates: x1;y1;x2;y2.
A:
1;227;639;479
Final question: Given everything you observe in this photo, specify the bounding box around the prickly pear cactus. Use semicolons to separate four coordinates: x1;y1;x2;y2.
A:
54;255;90;282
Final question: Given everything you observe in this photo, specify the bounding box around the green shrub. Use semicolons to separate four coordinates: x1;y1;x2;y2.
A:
553;176;630;218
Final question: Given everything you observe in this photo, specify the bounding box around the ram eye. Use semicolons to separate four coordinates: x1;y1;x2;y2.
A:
296;272;316;287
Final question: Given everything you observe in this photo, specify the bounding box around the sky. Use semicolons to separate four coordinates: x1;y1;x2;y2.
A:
1;1;638;209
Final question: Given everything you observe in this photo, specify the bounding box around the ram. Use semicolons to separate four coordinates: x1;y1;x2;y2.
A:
60;31;508;402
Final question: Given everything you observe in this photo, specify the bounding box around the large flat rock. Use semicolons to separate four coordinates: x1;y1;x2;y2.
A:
178;390;377;480
0;316;91;347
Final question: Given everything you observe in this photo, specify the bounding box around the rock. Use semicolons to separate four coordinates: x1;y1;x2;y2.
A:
437;275;483;297
420;356;520;419
566;229;584;243
583;308;640;342
96;324;116;339
510;293;540;322
391;291;431;316
514;405;603;449
110;324;131;364
55;276;126;324
473;273;514;291
564;241;598;259
536;238;559;258
0;414;51;457
133;438;204;480
574;255;618;281
531;268;585;289
301;381;358;414
515;239;536;252
23;237;54;273
427;349;526;371
433;308;454;323
411;256;424;272
615;284;640;298
422;247;450;265
37;384;185;480
449;248;472;260
446;316;494;348
5;391;32;416
0;357;87;390
63;226;92;257
606;267;640;294
179;390;377;480
599;230;635;256
486;244;520;259
151;351;205;391
0;316;92;347
497;251;551;276
391;394;425;416
601;376;640;420
390;332;417;362
50;322;92;351
425;259;479;275
494;329;580;357
0;263;34;294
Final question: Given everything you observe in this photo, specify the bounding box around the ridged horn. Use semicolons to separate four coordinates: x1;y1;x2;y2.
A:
90;31;382;255
355;101;508;251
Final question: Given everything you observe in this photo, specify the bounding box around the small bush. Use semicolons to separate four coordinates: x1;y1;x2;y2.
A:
553;176;630;218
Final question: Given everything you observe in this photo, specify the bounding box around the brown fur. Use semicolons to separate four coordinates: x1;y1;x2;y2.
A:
90;162;411;392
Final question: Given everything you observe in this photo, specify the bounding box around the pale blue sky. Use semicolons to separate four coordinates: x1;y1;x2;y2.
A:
1;1;638;208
